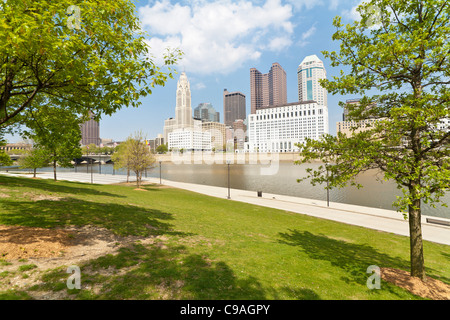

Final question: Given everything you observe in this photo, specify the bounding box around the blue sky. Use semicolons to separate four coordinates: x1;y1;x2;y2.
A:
9;0;367;143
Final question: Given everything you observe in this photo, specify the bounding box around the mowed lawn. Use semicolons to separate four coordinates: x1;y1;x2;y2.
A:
0;174;448;300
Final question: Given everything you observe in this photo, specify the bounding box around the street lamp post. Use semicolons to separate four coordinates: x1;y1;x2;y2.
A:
326;162;330;207
227;160;231;199
159;161;162;184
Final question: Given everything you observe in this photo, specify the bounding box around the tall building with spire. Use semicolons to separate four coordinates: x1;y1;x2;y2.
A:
163;72;211;151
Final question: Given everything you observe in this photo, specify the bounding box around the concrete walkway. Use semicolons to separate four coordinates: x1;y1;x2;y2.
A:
2;171;449;246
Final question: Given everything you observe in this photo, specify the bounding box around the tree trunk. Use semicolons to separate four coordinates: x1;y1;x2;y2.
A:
33;168;36;178
127;168;129;183
136;172;140;188
408;195;425;279
53;159;57;181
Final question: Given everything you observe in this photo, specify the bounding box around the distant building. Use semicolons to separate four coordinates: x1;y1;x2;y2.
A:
147;134;165;152
232;119;247;150
250;62;287;114
246;101;328;153
297;55;327;107
163;72;210;151
336;99;380;137
168;129;211;152
0;143;32;152
194;103;220;123
223;89;246;127
81;112;100;146
201;121;226;150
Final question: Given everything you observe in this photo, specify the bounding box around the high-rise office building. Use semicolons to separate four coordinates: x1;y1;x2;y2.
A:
164;72;198;143
297;55;327;107
163;72;211;151
223;89;246;127
194;103;220;123
250;62;287;114
81;112;100;146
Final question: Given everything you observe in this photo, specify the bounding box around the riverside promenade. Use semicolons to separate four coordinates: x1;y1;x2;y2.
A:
2;171;449;246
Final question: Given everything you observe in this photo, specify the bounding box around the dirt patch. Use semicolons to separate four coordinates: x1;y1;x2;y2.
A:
21;192;63;202
0;224;160;297
0;225;156;269
381;267;450;300
0;226;73;260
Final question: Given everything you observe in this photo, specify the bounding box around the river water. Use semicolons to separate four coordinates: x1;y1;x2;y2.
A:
30;160;449;219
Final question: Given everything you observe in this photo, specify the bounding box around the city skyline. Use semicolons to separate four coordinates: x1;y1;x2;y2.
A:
4;0;367;144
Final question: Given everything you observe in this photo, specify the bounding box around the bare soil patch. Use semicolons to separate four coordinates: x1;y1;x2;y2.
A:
21;192;63;202
381;267;450;300
0;224;156;271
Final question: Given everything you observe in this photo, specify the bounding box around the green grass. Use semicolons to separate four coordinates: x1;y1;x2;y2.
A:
0;175;449;300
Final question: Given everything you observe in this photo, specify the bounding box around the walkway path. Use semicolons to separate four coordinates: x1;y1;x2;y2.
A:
2;171;449;246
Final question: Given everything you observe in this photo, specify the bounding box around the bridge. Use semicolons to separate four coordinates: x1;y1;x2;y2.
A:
8;154;113;164
74;155;113;164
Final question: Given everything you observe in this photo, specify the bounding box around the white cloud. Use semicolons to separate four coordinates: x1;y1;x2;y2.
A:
285;0;324;10
285;0;340;11
139;0;294;75
342;1;363;21
329;0;340;10
267;36;293;52
194;82;206;90
301;23;317;41
297;23;317;47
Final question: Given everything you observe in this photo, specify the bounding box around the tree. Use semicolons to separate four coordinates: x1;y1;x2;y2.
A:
156;143;168;154
111;140;132;183
111;132;155;188
0;132;12;166
126;132;155;188
0;0;181;128
18;146;51;178
297;0;450;280
23;106;82;181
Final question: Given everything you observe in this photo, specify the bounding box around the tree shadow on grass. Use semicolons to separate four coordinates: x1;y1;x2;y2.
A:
0;175;124;198
36;242;270;300
279;230;411;284
278;230;450;294
0;197;190;240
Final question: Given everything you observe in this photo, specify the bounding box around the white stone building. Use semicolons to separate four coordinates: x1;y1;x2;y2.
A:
168;128;211;152
246;101;329;153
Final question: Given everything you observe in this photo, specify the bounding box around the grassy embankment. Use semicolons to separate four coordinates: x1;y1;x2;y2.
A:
0;174;448;300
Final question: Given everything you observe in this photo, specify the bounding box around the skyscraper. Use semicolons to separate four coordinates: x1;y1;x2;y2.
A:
81;112;100;146
175;72;194;128
164;72;198;143
163;72;211;151
223;89;246;127
297;55;327;106
250;62;287;114
194;103;220;123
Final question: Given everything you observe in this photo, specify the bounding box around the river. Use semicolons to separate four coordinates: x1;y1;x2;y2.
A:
27;160;449;219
